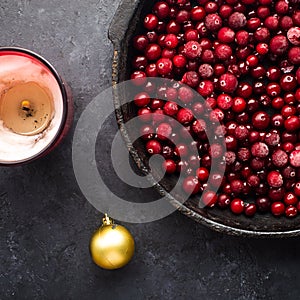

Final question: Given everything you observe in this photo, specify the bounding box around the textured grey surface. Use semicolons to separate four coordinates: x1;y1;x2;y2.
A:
1;1;300;299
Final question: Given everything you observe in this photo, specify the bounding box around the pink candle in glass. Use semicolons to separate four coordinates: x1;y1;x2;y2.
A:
0;47;73;165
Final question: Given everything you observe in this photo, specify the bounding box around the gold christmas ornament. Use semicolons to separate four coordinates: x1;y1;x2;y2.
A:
89;214;135;270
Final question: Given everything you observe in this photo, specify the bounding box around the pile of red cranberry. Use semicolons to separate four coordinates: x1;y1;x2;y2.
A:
130;0;300;218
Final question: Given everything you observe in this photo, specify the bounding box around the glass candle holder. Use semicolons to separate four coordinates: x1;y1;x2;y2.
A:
0;47;73;165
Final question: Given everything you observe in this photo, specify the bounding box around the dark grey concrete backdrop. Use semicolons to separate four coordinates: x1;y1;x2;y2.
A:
1;1;300;299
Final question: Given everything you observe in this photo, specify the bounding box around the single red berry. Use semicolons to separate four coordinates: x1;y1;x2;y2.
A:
228;12;247;30
290;150;300;167
156;58;173;75
217;27;235;43
219;73;238;94
205;13;223;31
183;41;202;59
252;111;270;130
134;92;150;107
217;94;233;110
230;198;244;214
144;14;159;30
269;35;289;55
287;27;300;46
164;34;179;49
163;159;177;174
251;142;269;158
256;43;269;55
177;108;194;125
183;176;201;195
196;167;209;182
288;47;300;65
285;205;298;218
146;139;162;155
284;192;298;206
244;203;257;217
267;171;283;188
271;202;285;216
202;191;218;207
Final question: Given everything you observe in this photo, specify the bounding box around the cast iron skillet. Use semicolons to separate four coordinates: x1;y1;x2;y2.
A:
108;0;300;237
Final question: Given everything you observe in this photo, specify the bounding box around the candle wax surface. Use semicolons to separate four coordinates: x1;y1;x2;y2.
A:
0;81;54;135
0;52;64;164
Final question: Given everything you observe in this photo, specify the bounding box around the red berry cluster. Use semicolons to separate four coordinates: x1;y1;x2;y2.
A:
131;0;300;218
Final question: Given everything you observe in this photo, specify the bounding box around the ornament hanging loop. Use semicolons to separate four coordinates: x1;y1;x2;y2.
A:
102;213;113;226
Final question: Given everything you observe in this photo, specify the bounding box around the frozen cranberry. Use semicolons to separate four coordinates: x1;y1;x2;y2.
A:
217;94;233;110
237;148;251;162
215;44;232;61
272;149;289;168
202;191;218;207
176;10;190;24
134;92;150;107
183;176;201;194
156;58;173;75
264;16;279;31
196;167;209;182
166;20;181;34
280;16;293;31
200;49;215;63
156;123;172;140
146;139;162;155
269;35;289;55
183;41;202;59
164;34;178;49
257;6;270;19
284;192;298;206
256;197;271;212
219;73;238;94
254;27;270;42
256;42;269;55
173;54;187;68
181;71;200;88
267;66;281;81
177;108;193;125
198;64;214;78
267;171;283;188
284;116;300;132
244;203;257;217
231;97;246;113
144;14;158;30
205;13;222;32
163;159;177;174
271;202;285;216
252;111;270;130
230;198;244;214
197;80;214;97
285;205;298;218
293;10;300;25
230;179;244;194
247;18;261;32
288;47;300;65
228;12;247;30
280;74;297;92
275;0;289;15
153;2;170;19
217;194;231;209
251;142;269;158
217;27;235;44
191;6;206;21
290;150;300;167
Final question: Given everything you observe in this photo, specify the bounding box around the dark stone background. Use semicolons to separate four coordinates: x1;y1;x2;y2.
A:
1;1;300;299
